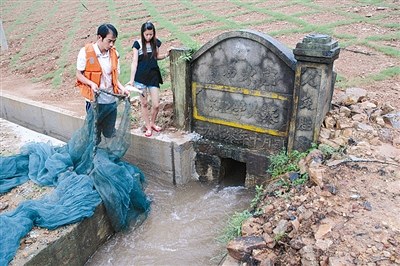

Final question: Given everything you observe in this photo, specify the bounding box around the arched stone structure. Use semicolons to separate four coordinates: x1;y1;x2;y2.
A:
170;30;339;185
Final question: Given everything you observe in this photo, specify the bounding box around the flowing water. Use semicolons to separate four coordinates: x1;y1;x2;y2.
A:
86;178;254;266
0;118;254;265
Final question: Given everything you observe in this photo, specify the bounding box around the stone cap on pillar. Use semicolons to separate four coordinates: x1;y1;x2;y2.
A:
293;33;340;63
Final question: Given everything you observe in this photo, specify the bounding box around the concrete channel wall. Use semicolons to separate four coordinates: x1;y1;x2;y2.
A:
0;92;197;265
0;93;197;185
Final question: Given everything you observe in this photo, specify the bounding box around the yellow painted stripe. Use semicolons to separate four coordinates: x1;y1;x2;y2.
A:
194;114;287;137
195;82;290;101
192;82;288;137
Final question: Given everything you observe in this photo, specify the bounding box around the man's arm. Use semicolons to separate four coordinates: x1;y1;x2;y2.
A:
117;79;129;96
76;70;98;92
76;46;98;93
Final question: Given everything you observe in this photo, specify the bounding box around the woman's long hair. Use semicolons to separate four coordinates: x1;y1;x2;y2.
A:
140;21;157;58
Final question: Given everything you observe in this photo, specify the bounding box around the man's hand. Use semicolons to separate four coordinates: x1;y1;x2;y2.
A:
90;82;99;93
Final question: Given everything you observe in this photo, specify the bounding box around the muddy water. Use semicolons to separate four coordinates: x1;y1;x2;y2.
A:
86;178;254;266
1;119;253;265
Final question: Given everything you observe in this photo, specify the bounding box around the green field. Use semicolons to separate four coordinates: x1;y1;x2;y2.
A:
1;0;399;90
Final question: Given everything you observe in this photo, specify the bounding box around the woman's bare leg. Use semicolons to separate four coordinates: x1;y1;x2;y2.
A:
149;87;160;129
140;92;151;132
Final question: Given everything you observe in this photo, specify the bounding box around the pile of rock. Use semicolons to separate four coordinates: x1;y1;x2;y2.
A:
321;87;400;158
223;87;400;266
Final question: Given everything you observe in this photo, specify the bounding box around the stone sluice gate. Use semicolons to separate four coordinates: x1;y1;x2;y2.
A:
171;30;339;186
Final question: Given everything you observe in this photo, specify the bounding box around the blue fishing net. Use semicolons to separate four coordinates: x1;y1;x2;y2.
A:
0;96;151;265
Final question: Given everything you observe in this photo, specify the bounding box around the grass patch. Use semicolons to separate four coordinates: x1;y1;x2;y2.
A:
380;23;400;30
337;66;400;89
119;32;136;42
337;39;359;49
230;0;309;28
190;24;237;36
160;81;171;91
363;42;400;57
370;66;400;81
365;33;400;42
177;18;212;27
250;185;264;210
325;18;362;30
160;7;190;16
167;12;193;21
176;45;200;63
120;13;150;22
266;145;321;193
180;0;240;29
142;0;198;48
267;148;309;178
217;210;252;244
274;232;287;242
225;10;256;20
334;74;348;89
333;32;358;42
119;62;131;84
358;0;390;4
318;143;346;160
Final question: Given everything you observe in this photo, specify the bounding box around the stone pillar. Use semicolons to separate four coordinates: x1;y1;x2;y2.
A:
170;48;191;131
288;34;340;152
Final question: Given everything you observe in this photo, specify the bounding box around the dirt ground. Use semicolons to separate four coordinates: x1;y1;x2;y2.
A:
1;0;399;265
0;0;399;118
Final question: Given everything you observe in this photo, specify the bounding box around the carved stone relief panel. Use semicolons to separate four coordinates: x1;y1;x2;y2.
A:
293;67;322;149
193;121;287;154
296;67;322;126
193;82;290;135
192;37;294;95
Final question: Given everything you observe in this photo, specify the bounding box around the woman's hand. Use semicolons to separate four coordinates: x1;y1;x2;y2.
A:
125;84;145;97
120;87;130;96
163;50;170;60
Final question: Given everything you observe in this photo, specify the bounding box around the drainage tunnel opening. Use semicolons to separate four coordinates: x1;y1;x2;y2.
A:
219;158;246;187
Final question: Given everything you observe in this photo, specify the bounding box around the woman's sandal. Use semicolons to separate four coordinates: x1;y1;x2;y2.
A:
151;125;162;132
144;128;152;137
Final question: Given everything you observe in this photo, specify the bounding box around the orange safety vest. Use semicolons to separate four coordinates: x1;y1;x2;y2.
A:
75;43;119;101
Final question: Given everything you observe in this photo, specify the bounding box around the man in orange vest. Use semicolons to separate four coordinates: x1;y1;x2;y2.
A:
76;23;128;143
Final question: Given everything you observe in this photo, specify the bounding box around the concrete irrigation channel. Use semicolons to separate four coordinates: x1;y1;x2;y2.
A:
0;92;208;265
